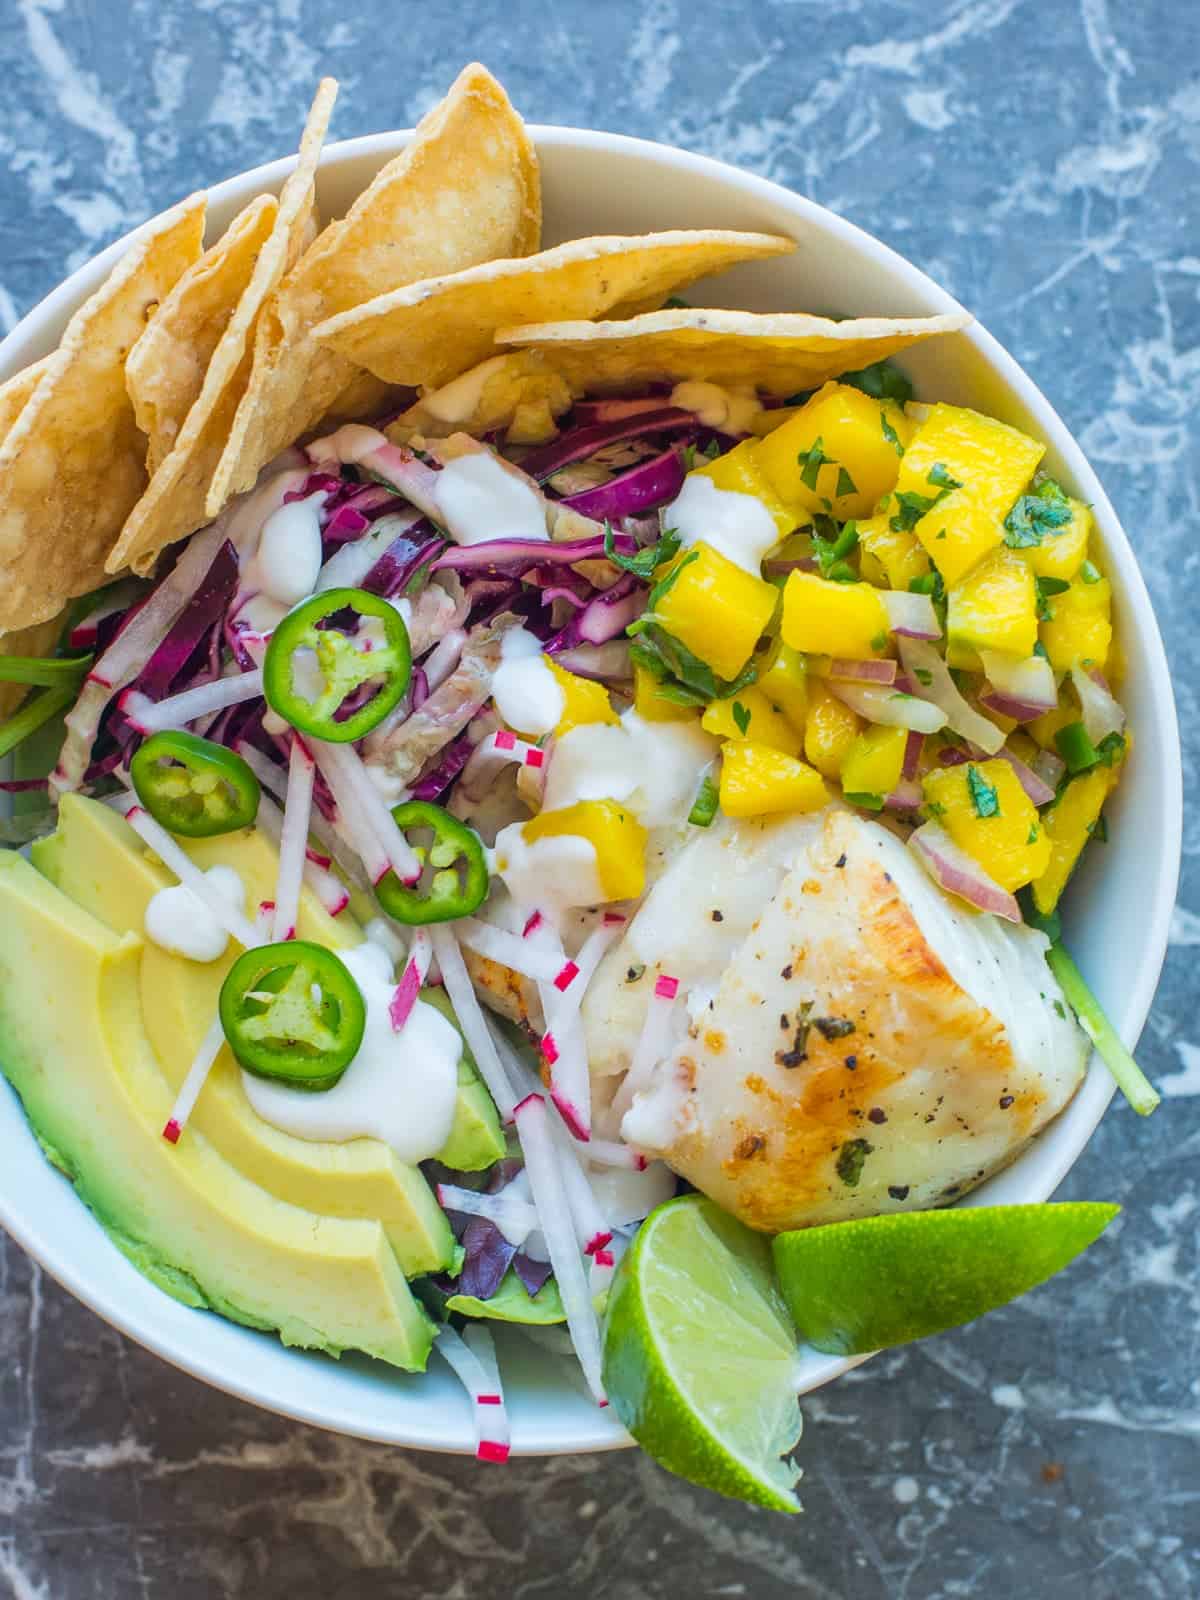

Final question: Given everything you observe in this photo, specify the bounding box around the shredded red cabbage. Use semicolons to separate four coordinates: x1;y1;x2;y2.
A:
559;447;686;523
518;407;694;482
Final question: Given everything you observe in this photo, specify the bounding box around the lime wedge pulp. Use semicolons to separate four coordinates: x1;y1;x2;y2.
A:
773;1202;1120;1357
601;1194;803;1513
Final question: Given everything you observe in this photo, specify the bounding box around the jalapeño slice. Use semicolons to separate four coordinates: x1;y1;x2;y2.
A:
374;801;489;925
263;586;411;744
130;730;261;837
219;941;366;1090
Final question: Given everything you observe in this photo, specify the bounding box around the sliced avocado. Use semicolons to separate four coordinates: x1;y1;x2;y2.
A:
0;851;434;1368
420;985;506;1171
446;1268;565;1325
34;797;463;1275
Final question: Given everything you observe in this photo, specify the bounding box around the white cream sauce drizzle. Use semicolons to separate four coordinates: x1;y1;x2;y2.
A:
144;866;246;963
490;627;563;738
435;452;548;546
664;473;779;576
670;380;761;435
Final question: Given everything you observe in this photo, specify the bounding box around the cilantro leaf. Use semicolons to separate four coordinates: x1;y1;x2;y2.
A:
966;763;1000;818
890;489;940;533
603;521;682;580
1035;574;1071;621
1004;479;1073;549
1079;559;1102;585
927;462;963;492
908;571;946;603
629;625;761;708
645;548;698;609
880;410;904;457
835;466;858;498
812;516;859;582
839;359;914;405
731;700;752;736
799;435;835;491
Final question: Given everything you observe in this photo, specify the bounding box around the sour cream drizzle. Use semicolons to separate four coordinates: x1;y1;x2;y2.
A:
664;473;779;576
490;628;563;738
241;942;461;1163
144;866;246;963
435;452;548;546
421;355;510;424
669;380;761;435
243;492;326;608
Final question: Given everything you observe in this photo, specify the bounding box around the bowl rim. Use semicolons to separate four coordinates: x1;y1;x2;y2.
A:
0;121;1182;1457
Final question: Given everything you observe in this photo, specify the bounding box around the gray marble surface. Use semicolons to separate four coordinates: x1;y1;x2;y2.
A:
1;1;1197;1595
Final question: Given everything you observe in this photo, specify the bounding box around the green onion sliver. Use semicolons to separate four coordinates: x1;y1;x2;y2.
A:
0;685;76;762
0;654;92;688
1046;941;1160;1117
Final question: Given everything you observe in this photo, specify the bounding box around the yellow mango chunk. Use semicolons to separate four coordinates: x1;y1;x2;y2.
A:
947;546;1039;658
525;799;647;902
756;639;809;729
922;758;1051;892
1028;696;1078;751
702;687;801;757
1032;768;1112;915
804;682;862;779
719;741;829;818
895;402;1045;586
694;439;803;541
633;665;698;724
1040;574;1112;672
781;570;890;660
654;541;778;682
755;383;913;520
840;724;908;802
856;510;932;590
1019;495;1093;581
544;657;619;736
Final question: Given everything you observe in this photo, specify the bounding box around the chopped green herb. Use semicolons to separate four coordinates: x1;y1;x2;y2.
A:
844;791;885;811
1003;479;1073;549
924;799;947;819
1032;640;1050;661
914;667;933;686
835;1137;874;1187
1026;824;1040;844
935;529;947;540
908;571;946;603
644;548;698;611
1096;731;1126;768
812;516;859;583
628;626;761;708
890;488;940;534
663;295;690;309
927;462;963;492
1055;721;1099;774
839;359;914;405
687;773;720;827
603;521;682;580
703;438;721;461
1079;559;1102;585
966;764;1000;818
1035;575;1071;621
731;700;752;736
880;410;904;457
870;631;890;654
1053;998;1066;1019
799;435;835;491
835;466;858;498
1087;814;1108;843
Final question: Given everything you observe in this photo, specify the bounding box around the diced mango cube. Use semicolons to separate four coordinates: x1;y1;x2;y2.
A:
1040;575;1112;672
694;439;803;541
755;383;914;520
1031;768;1112;915
702;687;801;757
524;799;647;902
804;682;862;779
947;546;1039;658
894;402;1045;585
856;510;932;590
840;724;908;802
544;657;619;736
719;741;829;818
1019;495;1093;581
654;541;778;682
1028;696;1078;751
922;758;1051;892
781;570;890;660
756;640;809;729
633;665;699;724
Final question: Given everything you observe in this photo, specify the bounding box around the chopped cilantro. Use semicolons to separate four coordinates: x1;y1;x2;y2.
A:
1026;824;1040;844
914;667;933;686
799;435;835;492
967;763;1000;818
870;630;890;654
628;626;762;708
880;410;904;457
835;466;858;498
604;521;681;580
1096;731;1126;767
1087;814;1109;843
908;571;946;603
835;1137;874;1187
1035;575;1071;621
927;462;963;492
844;791;885;811
935;528;947;540
924;799;947;819
663;295;690;309
644;548;698;610
812;516;859;582
1032;640;1050;661
731;700;752;736
1053;998;1067;1019
1079;559;1102;585
890;488;940;533
839;359;914;404
1003;479;1073;549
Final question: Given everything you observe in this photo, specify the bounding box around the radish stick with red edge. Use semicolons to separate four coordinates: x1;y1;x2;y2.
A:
544;915;626;1040
254;791;350;917
273;739;315;941
389;928;432;1031
454;918;571;985
307;742;391;884
435;1183;539;1242
120;800;260;948
135;669;265;734
549;1121;613;1262
515;1093;605;1404
162;1013;228;1144
311;738;421;884
434;1323;510;1463
430;925;518;1120
463;1324;511;1460
611;973;681;1123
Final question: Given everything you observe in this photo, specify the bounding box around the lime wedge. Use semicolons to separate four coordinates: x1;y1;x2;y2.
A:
601;1194;802;1513
773;1202;1119;1357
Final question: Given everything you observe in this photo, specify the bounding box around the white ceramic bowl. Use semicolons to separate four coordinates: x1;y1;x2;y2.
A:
0;126;1182;1458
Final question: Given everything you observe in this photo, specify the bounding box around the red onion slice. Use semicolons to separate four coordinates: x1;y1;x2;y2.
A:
898;638;1006;753
879;589;941;639
827;657;898;685
828;679;947;733
1071;665;1126;745
909;821;1022;922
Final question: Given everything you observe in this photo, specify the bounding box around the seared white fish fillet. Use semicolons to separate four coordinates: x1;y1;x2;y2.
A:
610;808;1088;1231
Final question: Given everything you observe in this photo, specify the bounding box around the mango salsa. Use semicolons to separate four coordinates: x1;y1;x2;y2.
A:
755;639;809;730
804;682;862;779
544;657;620;736
946;546;1039;658
856;510;932;590
693;439;802;541
1040;573;1112;672
524;799;647;902
1031;768;1111;914
755;383;913;520
780;570;890;660
1018;494;1093;581
922;758;1051;892
840;724;908;803
654;541;778;682
719;741;829;818
894;403;1045;586
702;687;801;757
632;665;698;724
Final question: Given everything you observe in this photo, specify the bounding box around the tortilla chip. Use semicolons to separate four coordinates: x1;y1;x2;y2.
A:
0;194;205;630
494;306;971;396
205;62;540;512
125;193;279;476
0;358;52;442
311;230;796;388
106;79;337;578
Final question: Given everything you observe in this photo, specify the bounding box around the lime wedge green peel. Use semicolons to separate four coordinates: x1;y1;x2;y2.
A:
1046;943;1160;1116
602;1195;803;1513
773;1202;1120;1358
